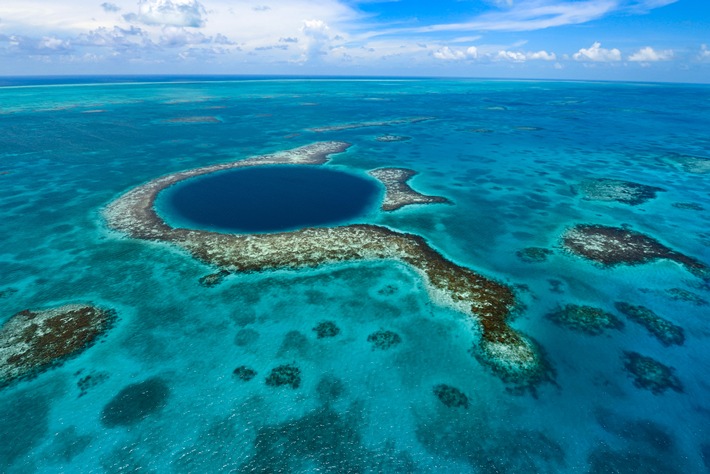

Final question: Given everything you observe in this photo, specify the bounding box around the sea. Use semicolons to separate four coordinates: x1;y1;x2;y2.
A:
0;76;709;472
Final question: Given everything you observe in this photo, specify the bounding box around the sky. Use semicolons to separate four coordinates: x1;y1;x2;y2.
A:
1;0;709;82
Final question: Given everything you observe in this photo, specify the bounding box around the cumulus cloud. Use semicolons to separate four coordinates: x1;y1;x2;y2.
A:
432;46;478;61
134;0;206;28
573;42;621;62
494;49;556;62
698;44;710;62
101;2;121;13
628;46;673;62
300;19;331;62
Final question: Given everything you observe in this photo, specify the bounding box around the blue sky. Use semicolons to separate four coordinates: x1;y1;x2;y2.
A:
1;0;709;82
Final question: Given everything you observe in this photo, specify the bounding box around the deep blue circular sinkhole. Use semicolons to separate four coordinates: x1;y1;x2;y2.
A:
160;165;380;233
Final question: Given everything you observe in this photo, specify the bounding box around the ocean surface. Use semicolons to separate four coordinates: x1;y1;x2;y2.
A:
0;77;709;472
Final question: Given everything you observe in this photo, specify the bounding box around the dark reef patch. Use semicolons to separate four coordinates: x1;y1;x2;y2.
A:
622;352;682;395
432;384;469;409
76;370;110;397
562;224;708;279
0;304;117;388
367;329;402;350
313;321;340;339
199;269;230;287
672;202;704;211
516;247;553;263
577;178;664;205
233;366;257;381
666;288;708;305
546;304;623;335
265;364;301;389
100;377;170;427
614;302;684;346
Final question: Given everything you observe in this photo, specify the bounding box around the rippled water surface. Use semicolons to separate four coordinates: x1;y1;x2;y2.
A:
1;78;709;472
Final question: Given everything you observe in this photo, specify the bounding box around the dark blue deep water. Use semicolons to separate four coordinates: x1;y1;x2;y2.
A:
161;166;379;232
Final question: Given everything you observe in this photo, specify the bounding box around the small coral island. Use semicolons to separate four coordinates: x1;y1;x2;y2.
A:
0;304;116;388
562;224;708;279
104;141;549;389
368;168;451;211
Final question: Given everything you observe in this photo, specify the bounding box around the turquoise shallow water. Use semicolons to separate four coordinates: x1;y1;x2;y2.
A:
1;78;709;472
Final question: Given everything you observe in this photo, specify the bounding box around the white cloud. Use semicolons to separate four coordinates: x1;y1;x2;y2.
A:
101;2;121;13
495;50;526;62
300;19;332;62
135;0;206;28
432;46;478;61
433;46;465;60
573;42;621;62
628;46;673;62
494;49;556;62
699;44;710;62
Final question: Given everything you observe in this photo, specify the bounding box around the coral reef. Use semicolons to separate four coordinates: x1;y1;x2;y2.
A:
614;302;684;346
76;370;110;397
367;329;402;350
313;321;340;339
577;178;664;205
562;224;708;279
622;351;683;395
516;247;553;263
198;270;230;287
546;304;623;335
309;117;433;133
665;153;710;174
672;202;704;211
432;384;469;408
265;364;301;389
233;366;257;381
0;304;117;388
375;134;411;142
104;141;548;388
101;377;170;427
368;168;450;211
666;288;708;305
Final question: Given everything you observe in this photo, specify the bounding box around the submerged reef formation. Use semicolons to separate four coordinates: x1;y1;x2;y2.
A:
309;116;433;133
101;377;170;427
546;304;623;335
666;288;708;306
562;224;708;279
313;321;340;339
577;178;664;205
375;134;411;142
433;384;469;409
614;302;684;346
665;153;710;174
516;247;553;263
265;364;301;389
367;329;402;350
368;168;451;211
198;270;230;287
0;304;117;388
104;141;548;388
233;366;257;381
622;351;683;395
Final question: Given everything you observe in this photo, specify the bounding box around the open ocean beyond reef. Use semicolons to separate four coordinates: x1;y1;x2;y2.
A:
1;77;709;473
